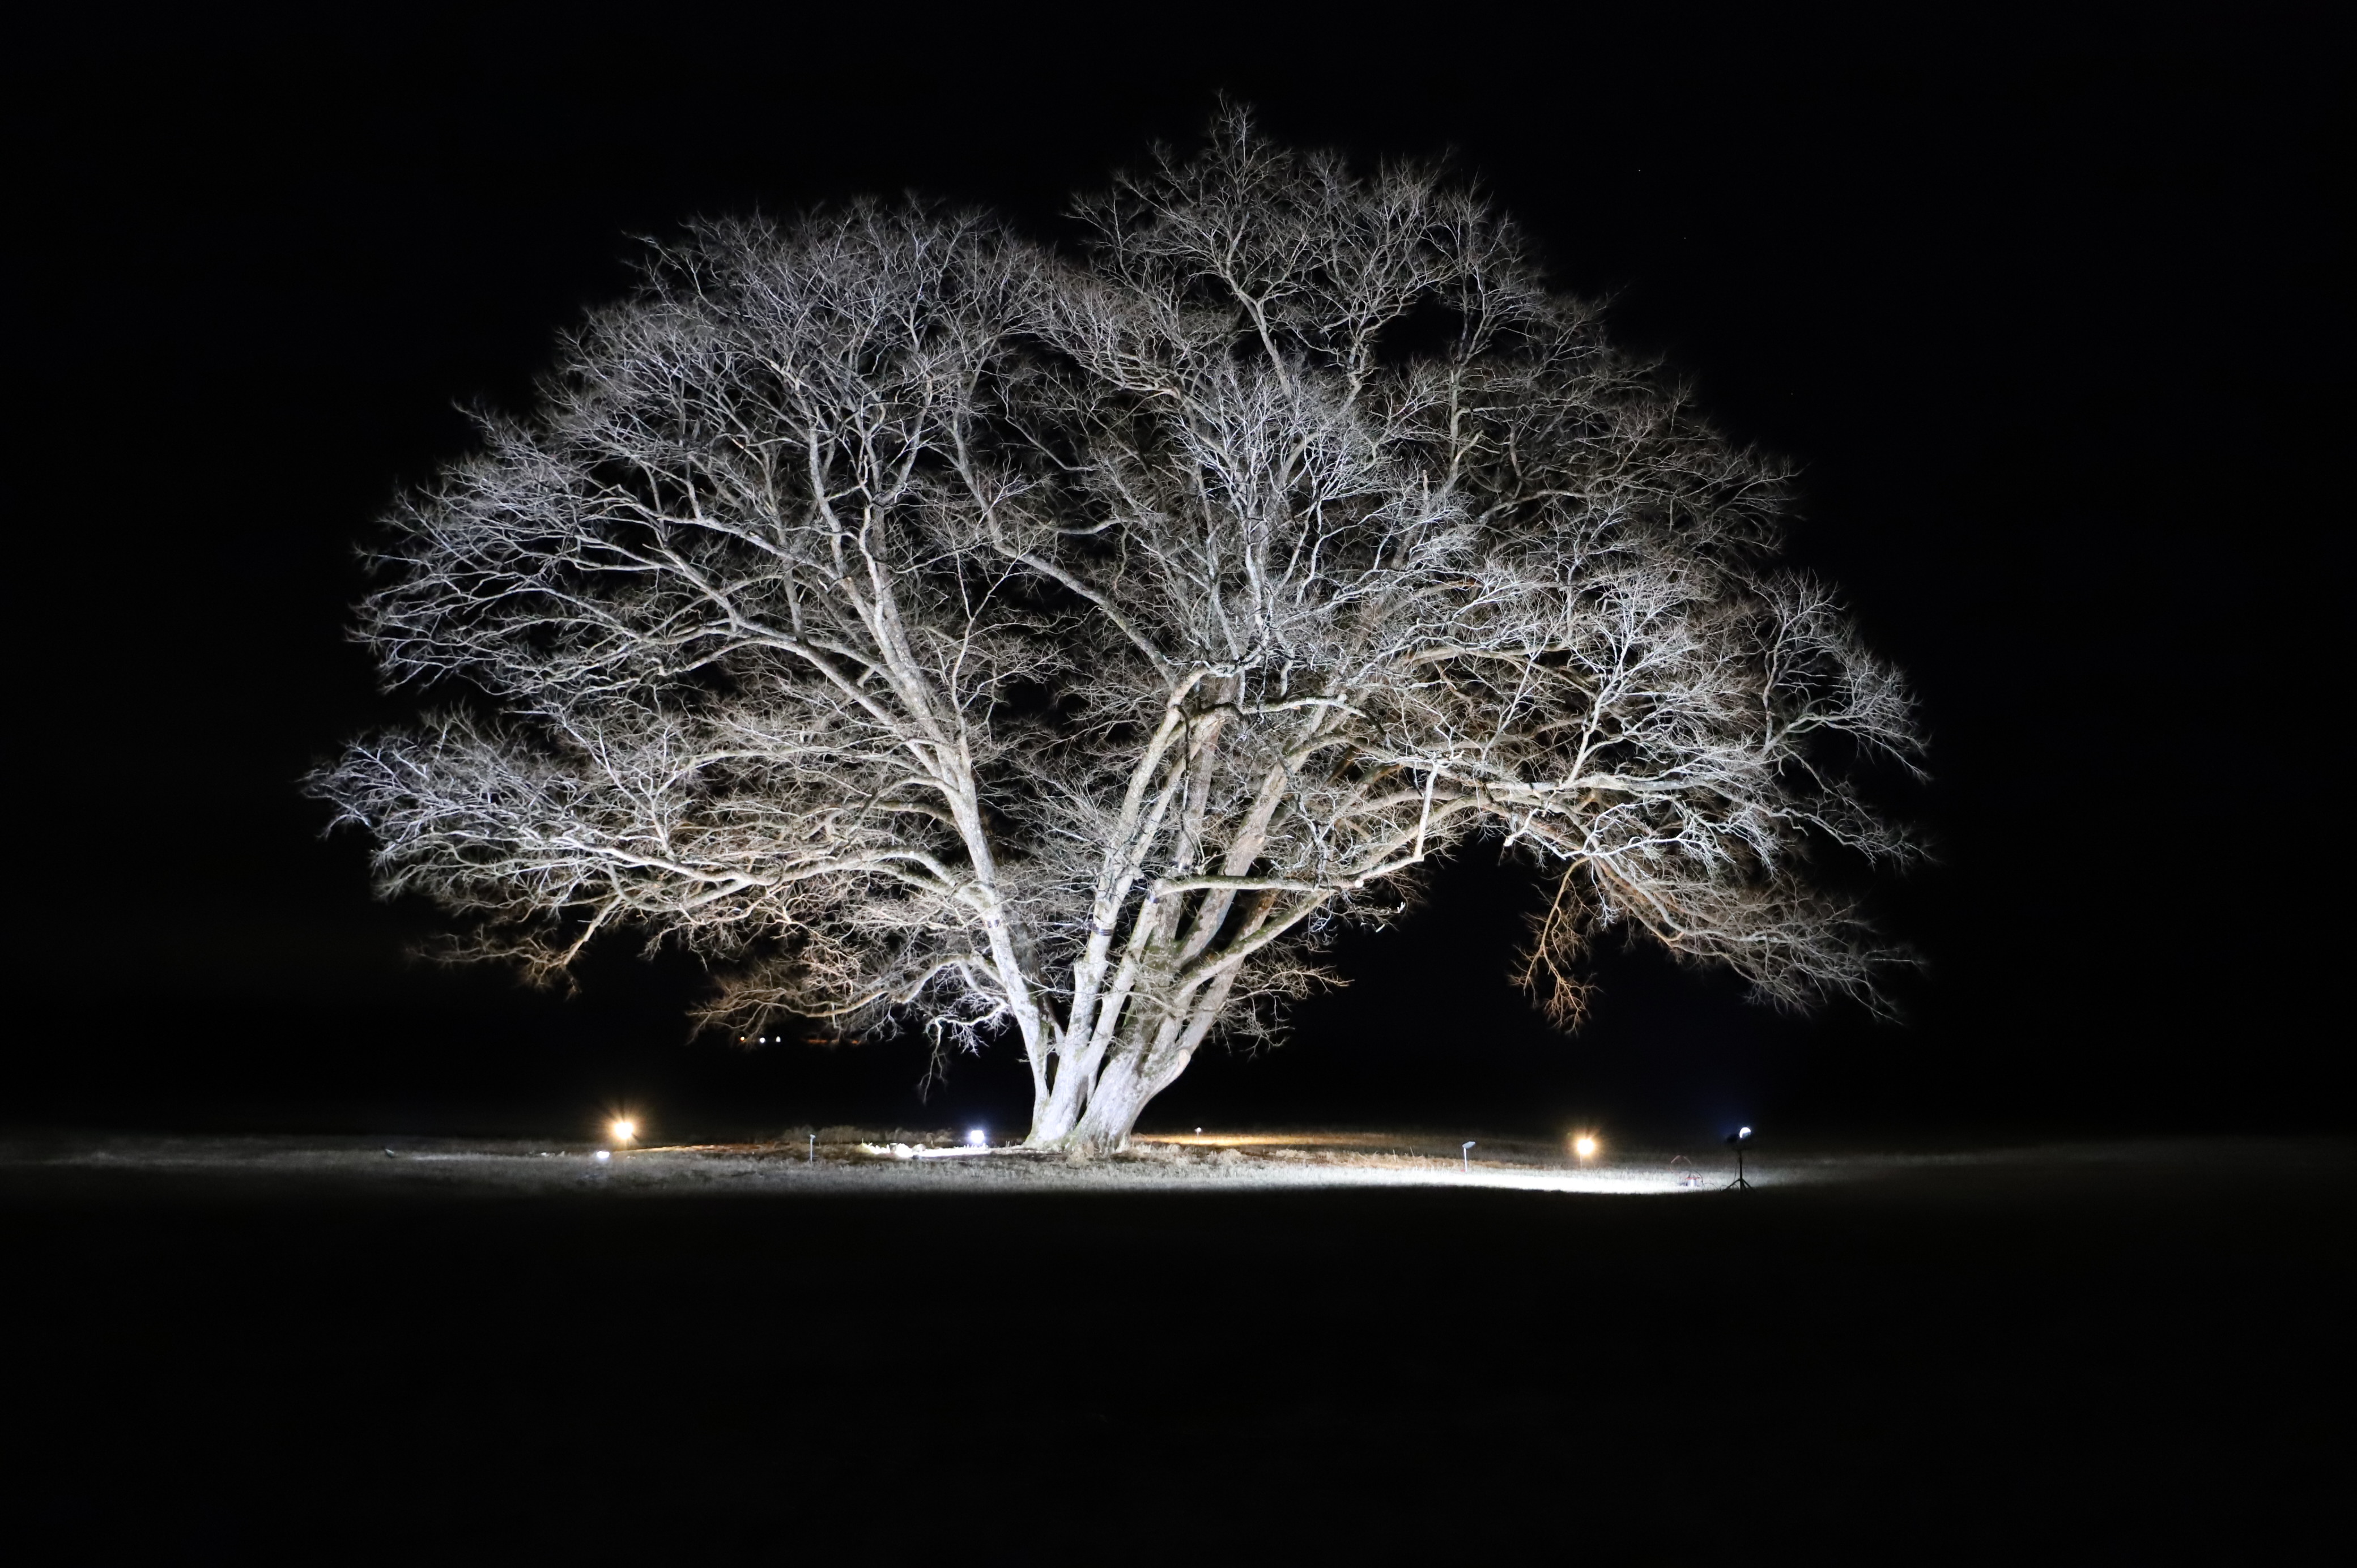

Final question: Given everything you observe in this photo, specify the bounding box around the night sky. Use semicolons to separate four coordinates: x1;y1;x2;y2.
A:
19;7;2341;1144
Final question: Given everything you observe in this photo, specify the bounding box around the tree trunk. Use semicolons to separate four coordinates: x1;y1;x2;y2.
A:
1060;1049;1157;1156
1033;969;1241;1152
1028;1056;1085;1146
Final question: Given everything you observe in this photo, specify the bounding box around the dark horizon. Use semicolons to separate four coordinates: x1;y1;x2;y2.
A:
16;9;2341;1145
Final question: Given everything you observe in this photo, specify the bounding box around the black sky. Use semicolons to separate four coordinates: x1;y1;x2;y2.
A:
15;5;2343;1141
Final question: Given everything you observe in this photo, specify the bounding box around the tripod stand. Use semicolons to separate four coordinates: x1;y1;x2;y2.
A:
1725;1129;1754;1190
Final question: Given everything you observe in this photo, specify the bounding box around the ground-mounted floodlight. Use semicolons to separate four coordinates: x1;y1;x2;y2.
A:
1725;1126;1755;1191
610;1118;637;1146
966;1128;987;1148
1573;1134;1599;1161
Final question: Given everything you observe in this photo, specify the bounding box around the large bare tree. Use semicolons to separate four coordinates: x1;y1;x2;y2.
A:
312;114;1921;1152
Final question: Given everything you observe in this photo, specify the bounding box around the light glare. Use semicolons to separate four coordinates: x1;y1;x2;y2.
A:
1574;1135;1598;1159
966;1128;987;1147
611;1118;637;1144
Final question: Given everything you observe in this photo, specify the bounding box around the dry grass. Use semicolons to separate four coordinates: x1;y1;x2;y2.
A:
2;1127;1760;1195
18;1130;2338;1202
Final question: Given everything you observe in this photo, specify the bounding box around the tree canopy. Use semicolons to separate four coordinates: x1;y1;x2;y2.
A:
312;113;1921;1151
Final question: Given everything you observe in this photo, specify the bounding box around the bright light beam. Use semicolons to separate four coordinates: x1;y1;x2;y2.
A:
610;1118;637;1145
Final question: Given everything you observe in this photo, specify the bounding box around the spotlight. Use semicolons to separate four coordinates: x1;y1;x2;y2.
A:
1725;1124;1755;1190
1573;1135;1598;1160
610;1118;637;1145
965;1128;987;1148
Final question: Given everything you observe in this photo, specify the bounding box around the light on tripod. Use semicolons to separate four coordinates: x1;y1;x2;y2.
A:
1724;1124;1755;1190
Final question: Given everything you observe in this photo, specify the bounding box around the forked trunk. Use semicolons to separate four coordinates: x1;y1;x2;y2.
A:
1030;968;1244;1153
1061;1051;1155;1155
1027;1042;1192;1156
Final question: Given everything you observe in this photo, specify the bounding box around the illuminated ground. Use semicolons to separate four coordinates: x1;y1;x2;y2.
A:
13;1127;2304;1194
8;1127;1798;1194
8;1132;2345;1555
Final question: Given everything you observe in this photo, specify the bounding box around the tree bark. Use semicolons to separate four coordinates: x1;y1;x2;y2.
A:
1062;1047;1159;1155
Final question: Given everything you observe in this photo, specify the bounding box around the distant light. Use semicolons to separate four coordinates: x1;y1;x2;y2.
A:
1574;1135;1598;1159
611;1118;637;1144
593;1150;611;1164
966;1128;986;1147
1739;1126;1752;1139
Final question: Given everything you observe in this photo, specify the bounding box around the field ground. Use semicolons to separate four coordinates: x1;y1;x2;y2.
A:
6;1127;2072;1195
7;1132;2349;1558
